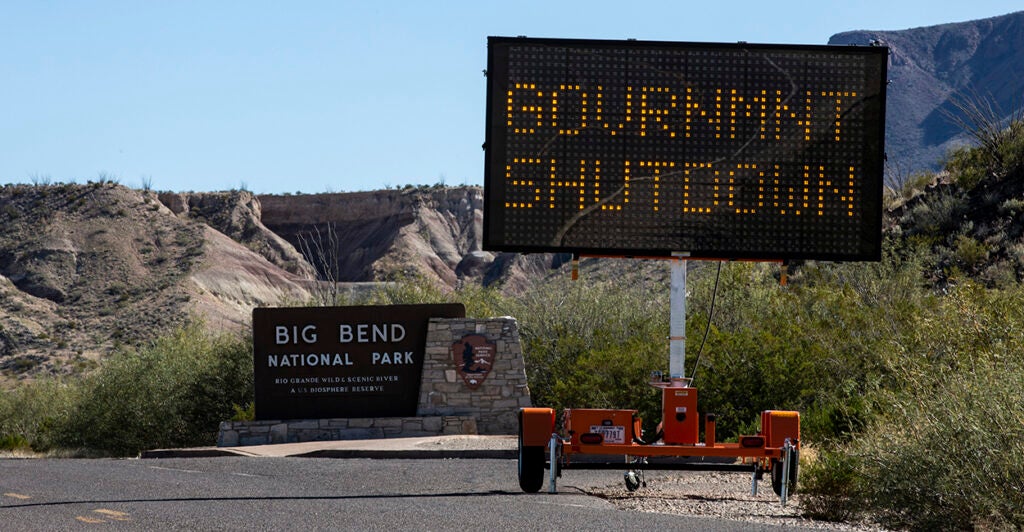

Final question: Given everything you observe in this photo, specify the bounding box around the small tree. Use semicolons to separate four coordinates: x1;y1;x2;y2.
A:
296;223;345;305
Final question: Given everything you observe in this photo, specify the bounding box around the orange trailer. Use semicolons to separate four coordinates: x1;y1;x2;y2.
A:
517;378;800;504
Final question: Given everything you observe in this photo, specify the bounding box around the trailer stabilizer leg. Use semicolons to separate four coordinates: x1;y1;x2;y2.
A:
780;439;792;507
751;465;759;496
548;433;559;493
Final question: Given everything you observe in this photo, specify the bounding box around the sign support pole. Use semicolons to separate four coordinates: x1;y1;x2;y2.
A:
669;253;688;383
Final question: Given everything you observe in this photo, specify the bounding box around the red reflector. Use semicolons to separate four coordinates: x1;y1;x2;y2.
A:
740;436;765;448
580;433;604;444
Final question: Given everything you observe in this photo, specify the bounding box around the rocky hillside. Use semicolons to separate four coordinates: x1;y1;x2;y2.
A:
0;183;567;381
259;186;486;286
884;117;1024;288
258;186;565;292
0;182;315;380
157;190;316;279
830;10;1024;178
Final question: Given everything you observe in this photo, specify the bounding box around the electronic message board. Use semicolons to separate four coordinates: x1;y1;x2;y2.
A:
484;37;888;261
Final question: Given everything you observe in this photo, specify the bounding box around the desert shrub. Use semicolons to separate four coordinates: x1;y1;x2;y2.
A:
47;321;252;455
0;322;251;456
891;170;937;206
946;145;990;190
998;197;1024;217
799;448;862;522
852;367;1024;530
693;253;933;442
507;277;669;433
849;283;1024;530
944;97;1024;186
800;282;1024;529
0;433;31;451
952;234;989;271
362;274;511;319
905;188;969;236
0;378;79;452
231;401;256;421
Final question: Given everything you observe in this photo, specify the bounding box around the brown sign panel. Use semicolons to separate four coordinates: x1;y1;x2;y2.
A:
252;303;465;420
451;334;496;390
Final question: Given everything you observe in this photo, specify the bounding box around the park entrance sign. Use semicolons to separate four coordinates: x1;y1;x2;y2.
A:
484;36;887;261
252;304;465;420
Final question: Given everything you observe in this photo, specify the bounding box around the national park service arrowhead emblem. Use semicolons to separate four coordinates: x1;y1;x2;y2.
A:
451;334;496;390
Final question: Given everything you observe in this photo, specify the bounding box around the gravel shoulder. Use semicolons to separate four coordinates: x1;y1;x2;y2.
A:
576;469;886;531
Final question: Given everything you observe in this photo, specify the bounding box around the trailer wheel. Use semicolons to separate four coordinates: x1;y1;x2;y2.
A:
770;450;799;496
624;470;642;492
518;421;545;493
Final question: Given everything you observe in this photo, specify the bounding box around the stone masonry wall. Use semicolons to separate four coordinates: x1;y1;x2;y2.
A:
218;317;530;446
418;317;531;434
218;415;477;447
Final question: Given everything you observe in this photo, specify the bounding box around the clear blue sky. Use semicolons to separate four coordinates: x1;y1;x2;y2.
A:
2;1;1020;194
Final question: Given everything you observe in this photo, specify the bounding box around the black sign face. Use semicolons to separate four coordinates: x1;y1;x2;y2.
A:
252;304;465;420
484;37;888;261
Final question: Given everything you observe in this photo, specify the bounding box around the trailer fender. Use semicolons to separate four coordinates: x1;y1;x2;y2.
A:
520;407;556;447
762;410;800;449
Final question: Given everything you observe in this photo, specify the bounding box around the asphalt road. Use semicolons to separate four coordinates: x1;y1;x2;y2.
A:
2;457;795;530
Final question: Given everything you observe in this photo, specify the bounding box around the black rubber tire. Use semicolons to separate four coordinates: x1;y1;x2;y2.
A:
771;450;799;496
518;419;545;493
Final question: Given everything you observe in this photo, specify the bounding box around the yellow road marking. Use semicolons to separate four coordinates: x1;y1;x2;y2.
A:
93;508;131;521
76;516;106;523
3;492;31;500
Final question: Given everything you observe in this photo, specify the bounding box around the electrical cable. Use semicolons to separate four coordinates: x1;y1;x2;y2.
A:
689;260;722;386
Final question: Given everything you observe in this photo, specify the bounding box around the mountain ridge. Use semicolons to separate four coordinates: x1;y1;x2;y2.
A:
830;10;1024;179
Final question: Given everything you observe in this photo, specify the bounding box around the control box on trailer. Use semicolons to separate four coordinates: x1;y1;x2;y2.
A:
661;386;699;445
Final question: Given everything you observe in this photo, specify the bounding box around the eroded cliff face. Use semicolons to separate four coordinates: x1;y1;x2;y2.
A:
259;186;531;288
158;190;317;279
0;183;315;380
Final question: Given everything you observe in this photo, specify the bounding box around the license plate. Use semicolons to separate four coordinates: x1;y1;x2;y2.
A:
590;425;625;444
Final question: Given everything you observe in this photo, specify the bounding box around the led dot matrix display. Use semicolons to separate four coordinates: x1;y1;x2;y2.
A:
484;36;888;261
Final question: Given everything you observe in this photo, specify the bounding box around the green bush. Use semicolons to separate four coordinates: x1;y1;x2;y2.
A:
0;433;31;451
0;378;79;452
507;276;669;434
231;401;256;421
799;448;862;522
0;321;252;456
797;282;1024;529
363;274;510;319
946;145;989;190
905;188;969;237
953;234;989;270
52;321;252;455
998;197;1024;217
692;255;931;442
845;284;1024;530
